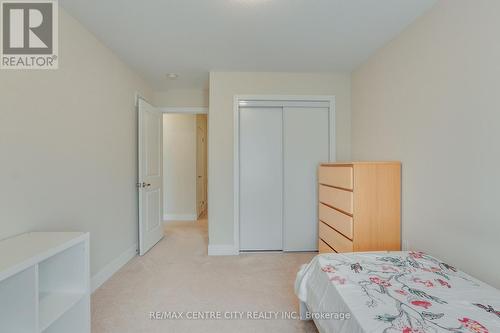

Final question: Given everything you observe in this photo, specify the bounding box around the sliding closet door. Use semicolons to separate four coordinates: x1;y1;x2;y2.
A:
239;107;283;251
283;107;329;251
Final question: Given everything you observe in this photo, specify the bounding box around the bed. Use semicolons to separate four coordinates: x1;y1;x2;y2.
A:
295;251;500;333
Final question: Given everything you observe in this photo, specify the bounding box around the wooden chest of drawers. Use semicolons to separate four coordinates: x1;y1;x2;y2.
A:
318;162;401;253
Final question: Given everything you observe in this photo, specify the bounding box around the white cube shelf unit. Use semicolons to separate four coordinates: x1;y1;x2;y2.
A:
0;232;90;333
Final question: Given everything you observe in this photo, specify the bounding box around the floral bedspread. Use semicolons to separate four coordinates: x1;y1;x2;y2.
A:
295;251;500;333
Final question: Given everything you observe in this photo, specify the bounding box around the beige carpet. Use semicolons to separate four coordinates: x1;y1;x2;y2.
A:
92;215;318;333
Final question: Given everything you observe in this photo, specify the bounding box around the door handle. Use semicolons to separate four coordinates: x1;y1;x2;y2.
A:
136;182;151;188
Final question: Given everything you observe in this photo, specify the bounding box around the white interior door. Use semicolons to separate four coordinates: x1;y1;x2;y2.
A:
138;99;164;256
283;107;330;251
239;107;283;251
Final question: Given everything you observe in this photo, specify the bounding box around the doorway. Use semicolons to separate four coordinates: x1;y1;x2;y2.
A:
137;98;208;255
163;112;208;222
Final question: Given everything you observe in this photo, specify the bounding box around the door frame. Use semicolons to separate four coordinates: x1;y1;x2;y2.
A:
233;95;336;254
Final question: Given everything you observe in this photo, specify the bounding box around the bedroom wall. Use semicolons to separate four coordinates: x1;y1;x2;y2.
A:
154;89;209;107
351;0;500;288
0;8;153;278
163;114;197;220
208;72;351;249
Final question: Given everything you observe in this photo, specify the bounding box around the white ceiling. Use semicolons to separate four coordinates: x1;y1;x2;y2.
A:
60;0;436;90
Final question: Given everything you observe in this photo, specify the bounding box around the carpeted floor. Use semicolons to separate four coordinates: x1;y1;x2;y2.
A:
91;215;318;332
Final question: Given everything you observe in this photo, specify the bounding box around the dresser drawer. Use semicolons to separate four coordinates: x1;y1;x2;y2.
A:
319;221;353;253
319;203;353;239
319;185;353;214
318;166;353;190
318;239;336;254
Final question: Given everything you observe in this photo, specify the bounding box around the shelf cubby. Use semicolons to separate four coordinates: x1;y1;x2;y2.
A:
42;296;90;333
0;266;37;333
38;242;88;331
0;232;90;333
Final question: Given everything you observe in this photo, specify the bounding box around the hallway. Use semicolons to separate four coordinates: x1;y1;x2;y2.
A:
91;216;317;332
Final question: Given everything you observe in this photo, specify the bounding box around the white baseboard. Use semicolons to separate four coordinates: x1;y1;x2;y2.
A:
91;243;138;293
163;214;198;222
208;244;239;256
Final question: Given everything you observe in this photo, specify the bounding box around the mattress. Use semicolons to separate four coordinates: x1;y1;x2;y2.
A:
295;251;500;333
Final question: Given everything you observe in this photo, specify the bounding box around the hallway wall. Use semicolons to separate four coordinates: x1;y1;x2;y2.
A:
163;114;197;220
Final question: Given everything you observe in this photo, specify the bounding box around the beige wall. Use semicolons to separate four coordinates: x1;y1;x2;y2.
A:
0;9;152;276
352;0;500;288
154;89;209;107
163;114;197;220
208;72;351;247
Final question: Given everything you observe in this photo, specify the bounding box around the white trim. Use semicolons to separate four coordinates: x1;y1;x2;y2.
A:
207;244;239;256
159;106;208;114
134;91;149;107
91;243;137;293
238;100;330;108
163;214;198;222
233;96;240;254
233;95;336;254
